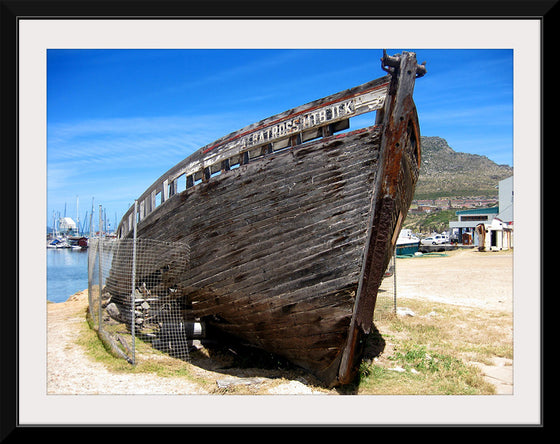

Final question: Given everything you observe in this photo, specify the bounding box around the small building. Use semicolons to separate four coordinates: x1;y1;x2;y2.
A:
417;204;437;213
448;175;513;247
434;198;450;209
448;207;499;245
475;218;513;251
58;217;78;235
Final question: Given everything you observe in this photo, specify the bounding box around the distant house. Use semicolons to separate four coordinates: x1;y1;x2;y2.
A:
474;176;513;251
448;175;513;247
434;198;450;209
417;204;437;213
416;199;434;206
449;207;499;245
475;218;513;251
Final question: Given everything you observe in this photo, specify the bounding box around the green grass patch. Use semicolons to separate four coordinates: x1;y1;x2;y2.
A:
80;308;215;388
353;295;512;395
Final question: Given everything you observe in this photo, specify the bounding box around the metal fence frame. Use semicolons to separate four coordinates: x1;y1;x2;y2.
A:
88;202;197;365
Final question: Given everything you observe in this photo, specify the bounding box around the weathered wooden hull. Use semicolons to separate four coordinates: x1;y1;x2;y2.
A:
110;51;425;386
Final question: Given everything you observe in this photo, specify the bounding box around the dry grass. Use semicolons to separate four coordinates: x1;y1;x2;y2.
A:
77;292;512;395
350;294;513;395
80;306;329;394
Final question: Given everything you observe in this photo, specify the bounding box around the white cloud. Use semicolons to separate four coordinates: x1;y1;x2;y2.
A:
46;111;253;221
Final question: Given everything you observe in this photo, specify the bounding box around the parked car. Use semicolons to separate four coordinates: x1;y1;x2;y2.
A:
421;234;446;245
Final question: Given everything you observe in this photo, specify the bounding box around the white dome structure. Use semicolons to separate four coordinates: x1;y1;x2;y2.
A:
58;217;77;234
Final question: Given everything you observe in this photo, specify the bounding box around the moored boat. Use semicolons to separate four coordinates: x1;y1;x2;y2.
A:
108;50;426;386
68;235;89;249
396;229;421;256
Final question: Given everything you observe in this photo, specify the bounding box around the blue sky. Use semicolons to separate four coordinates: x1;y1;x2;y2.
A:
47;48;513;233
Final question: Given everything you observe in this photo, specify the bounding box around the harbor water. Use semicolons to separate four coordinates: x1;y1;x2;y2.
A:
47;248;89;303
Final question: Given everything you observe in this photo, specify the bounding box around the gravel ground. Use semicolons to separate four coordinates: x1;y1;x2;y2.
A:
47;290;326;396
47;247;513;396
47;290;209;395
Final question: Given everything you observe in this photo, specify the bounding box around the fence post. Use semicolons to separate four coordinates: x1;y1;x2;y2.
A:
98;205;103;332
131;200;138;365
393;250;397;313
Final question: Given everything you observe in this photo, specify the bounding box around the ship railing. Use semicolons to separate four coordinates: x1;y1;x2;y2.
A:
117;75;391;238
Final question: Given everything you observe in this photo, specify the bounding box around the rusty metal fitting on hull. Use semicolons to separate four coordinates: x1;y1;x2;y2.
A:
381;49;427;78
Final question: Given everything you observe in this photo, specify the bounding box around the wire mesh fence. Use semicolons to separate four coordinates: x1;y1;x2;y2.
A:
87;236;194;364
87;231;398;367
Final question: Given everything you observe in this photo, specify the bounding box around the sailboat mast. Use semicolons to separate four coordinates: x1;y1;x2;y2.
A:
76;195;80;235
90;197;94;238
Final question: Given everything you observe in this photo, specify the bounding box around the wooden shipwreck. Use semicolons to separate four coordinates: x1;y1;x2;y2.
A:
111;50;426;386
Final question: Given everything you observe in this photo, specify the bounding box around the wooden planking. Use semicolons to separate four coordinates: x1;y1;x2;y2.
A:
179;199;371;296
135;129;380;296
117;77;390;234
180;209;368;291
138;128;379;242
135;129;380;272
126;126;383;375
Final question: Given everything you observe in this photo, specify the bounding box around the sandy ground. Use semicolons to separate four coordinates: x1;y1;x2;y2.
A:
392;247;513;394
47;247;513;396
394;247;513;312
47;290;325;396
47;290;209;395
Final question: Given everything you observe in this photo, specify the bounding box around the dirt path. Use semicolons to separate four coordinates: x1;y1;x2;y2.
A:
47;290;210;394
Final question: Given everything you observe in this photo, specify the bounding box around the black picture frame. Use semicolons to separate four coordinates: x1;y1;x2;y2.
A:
3;0;553;435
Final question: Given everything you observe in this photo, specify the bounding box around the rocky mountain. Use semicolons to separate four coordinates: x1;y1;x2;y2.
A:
414;136;513;199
